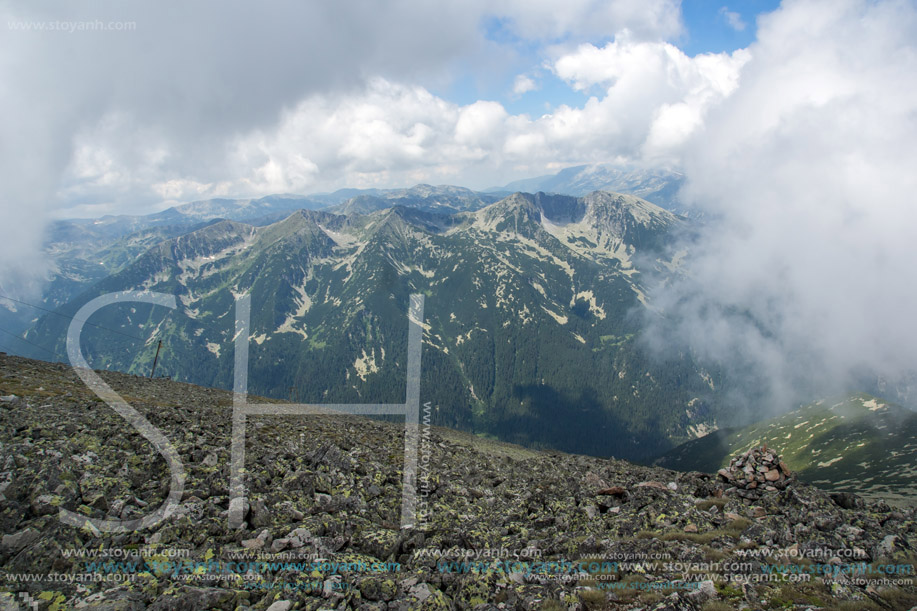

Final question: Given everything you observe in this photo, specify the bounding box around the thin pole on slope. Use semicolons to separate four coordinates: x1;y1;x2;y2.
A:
150;339;163;378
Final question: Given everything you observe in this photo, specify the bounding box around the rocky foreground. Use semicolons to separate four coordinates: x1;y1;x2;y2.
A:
1;354;916;610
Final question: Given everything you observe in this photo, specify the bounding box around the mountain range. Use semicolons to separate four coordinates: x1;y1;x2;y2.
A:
4;169;915;488
0;166;683;338
20;190;722;462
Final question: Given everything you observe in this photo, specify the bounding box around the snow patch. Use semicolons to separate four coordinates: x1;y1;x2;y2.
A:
354;348;379;381
541;306;568;325
571;290;606;320
687;422;718;438
276;281;312;339
863;398;886;411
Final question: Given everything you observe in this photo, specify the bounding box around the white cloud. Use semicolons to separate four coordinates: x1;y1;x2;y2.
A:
485;0;682;41
550;37;749;159
212;37;748;195
646;0;917;410
228;80;464;192
456;101;510;148
719;6;747;31
49;29;749;203
512;75;538;95
0;0;689;289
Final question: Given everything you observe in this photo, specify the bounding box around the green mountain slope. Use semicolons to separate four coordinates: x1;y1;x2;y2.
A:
655;393;917;503
23;191;723;462
0;195;326;339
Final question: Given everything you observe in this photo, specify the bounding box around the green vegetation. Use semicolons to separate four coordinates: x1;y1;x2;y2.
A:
695;498;727;511
576;588;606;609
21;193;719;463
657;393;917;502
658;518;751;544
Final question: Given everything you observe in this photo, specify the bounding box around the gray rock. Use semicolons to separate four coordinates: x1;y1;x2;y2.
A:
877;534;910;561
409;582;432;602
360;576;398;601
831;491;864;510
1;527;39;551
240;529;271;550
148;586;234;610
270;537;290;552
686;580;717;605
2;353;916;611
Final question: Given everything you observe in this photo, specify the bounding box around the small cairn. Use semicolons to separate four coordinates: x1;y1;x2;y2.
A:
717;442;794;497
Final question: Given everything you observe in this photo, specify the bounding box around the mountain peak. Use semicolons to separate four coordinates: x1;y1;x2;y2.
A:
470;190;680;257
158;218;254;261
253;209;337;255
472;192;543;236
584;190;679;226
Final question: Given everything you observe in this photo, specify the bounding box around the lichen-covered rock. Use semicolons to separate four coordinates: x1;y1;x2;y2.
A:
718;444;795;498
0;354;915;610
148;586;236;610
1;527;39;552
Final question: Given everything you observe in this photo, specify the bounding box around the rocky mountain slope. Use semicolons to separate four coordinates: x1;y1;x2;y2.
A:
0;196;324;339
655;394;917;505
0;177;678;339
0;187;493;339
1;354;915;610
21;191;721;462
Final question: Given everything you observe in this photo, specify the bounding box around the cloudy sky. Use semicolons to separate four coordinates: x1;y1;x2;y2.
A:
3;0;917;409
0;0;775;220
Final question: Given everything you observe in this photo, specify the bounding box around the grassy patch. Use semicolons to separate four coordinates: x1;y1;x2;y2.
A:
723;517;753;537
715;583;743;599
661;530;719;544
660;518;752;544
538;599;566;611
832;601;884;611
696;499;728;511
704;548;727;562
577;588;606;609
879;587;917;609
